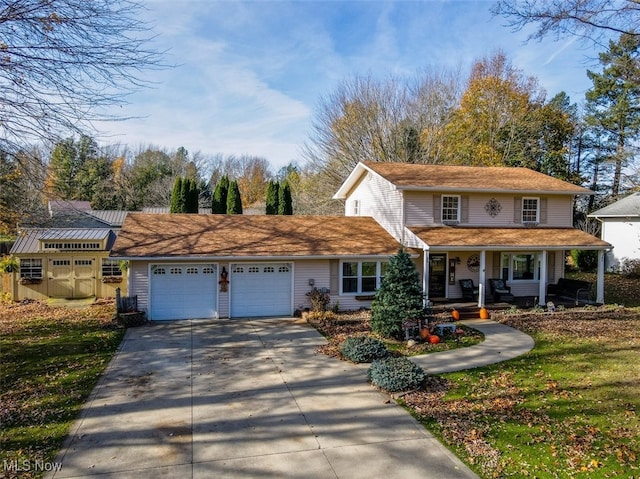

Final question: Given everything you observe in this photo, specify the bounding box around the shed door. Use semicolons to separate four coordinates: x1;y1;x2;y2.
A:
150;264;217;320
230;263;292;317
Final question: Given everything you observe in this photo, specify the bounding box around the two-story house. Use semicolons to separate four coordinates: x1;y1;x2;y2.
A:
109;162;609;320
334;162;610;306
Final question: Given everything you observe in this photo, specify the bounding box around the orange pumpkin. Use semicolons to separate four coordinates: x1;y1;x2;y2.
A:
419;327;430;340
479;307;489;319
428;334;441;344
451;309;460;321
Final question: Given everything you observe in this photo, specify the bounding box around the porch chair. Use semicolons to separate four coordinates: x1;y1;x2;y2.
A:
458;279;480;301
488;278;515;303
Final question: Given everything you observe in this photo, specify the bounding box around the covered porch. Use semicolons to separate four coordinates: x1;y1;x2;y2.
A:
405;226;611;307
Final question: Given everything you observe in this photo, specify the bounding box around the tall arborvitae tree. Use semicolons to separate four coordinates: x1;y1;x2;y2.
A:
227;180;243;214
585;33;640;199
277;181;293;215
265;180;280;214
170;176;184;213
370;250;424;340
212;175;229;213
186;178;199;213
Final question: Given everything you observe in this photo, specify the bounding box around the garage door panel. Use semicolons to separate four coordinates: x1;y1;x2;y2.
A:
230;263;292;317
150;264;217;320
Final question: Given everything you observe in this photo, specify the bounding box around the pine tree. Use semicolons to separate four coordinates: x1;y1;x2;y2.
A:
265;180;279;214
186;178;199;213
170;177;183;213
278;181;293;215
585;33;640;199
370;249;424;339
212;175;229;214
227;180;243;214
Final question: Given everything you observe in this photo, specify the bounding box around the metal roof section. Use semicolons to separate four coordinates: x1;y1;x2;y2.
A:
588;192;640;218
86;210;130;226
10;229;117;254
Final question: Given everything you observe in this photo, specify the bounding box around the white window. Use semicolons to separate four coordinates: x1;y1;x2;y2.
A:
102;259;122;277
501;253;538;281
340;260;388;294
153;267;166;275
74;259;92;266
522;197;539;223
442;195;460;223
352;199;361;216
20;258;43;278
186;267;198;274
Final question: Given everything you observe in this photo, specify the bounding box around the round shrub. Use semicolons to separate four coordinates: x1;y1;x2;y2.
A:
339;336;389;363
367;357;426;392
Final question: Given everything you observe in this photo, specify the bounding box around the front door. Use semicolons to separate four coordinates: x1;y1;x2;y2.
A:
429;254;447;298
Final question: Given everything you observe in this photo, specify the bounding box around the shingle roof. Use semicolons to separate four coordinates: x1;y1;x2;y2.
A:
111;214;402;259
588;192;640;218
334;162;592;198
408;226;610;250
10;229;116;254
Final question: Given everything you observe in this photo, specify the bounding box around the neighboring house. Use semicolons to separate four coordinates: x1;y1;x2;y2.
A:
589;192;640;271
110;214;401;320
110;162;610;320
8;228;126;300
333;162;610;306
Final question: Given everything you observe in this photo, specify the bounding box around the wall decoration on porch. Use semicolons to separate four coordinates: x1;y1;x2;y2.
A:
485;197;502;217
467;254;480;272
219;267;229;292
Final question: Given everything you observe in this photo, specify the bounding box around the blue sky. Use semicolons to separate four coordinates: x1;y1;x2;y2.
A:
99;0;602;171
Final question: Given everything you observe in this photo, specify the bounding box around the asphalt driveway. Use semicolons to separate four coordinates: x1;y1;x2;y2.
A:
49;318;478;479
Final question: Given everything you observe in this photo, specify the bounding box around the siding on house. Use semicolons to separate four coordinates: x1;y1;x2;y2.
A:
129;261;150;313
405;192;573;227
601;220;640;269
345;171;405;243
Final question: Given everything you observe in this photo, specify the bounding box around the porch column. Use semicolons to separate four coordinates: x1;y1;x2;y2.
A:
538;250;547;306
423;248;429;307
478;250;486;308
597;249;605;304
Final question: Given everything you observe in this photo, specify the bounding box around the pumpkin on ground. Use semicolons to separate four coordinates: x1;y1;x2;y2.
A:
479;307;489;319
428;334;441;344
419;327;430;340
451;309;460;321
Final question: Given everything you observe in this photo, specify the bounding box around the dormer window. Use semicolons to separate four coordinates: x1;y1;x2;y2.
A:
522;197;539;223
442;195;460;223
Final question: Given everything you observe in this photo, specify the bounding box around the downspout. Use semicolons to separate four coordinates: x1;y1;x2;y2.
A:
423;248;429;307
597;250;606;304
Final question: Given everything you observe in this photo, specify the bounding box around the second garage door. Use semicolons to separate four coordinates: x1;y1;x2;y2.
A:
150;264;217;320
230;263;292;317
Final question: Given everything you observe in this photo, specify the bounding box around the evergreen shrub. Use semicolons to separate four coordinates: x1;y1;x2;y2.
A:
339;336;388;363
368;357;426;392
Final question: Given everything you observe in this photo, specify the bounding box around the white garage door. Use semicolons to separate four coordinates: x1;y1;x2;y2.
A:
230;263;292;317
150;264;217;320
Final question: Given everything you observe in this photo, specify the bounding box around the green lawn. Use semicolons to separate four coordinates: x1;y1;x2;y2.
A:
0;301;125;479
402;311;640;478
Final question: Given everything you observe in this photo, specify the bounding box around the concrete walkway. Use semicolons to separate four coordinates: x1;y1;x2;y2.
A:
49;318;532;479
411;319;535;373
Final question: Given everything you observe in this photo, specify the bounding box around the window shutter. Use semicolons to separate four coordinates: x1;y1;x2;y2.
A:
547;251;555;282
329;260;339;294
493;252;501;277
539;198;547;224
513;196;522;223
433;195;441;223
461;195;469;223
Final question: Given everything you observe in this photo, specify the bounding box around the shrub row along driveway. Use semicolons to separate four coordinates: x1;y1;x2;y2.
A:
49;318;478;479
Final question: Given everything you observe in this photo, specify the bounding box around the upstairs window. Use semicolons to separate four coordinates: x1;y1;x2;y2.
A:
352;199;361;216
522;197;539;223
441;195;460;223
20;258;43;278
